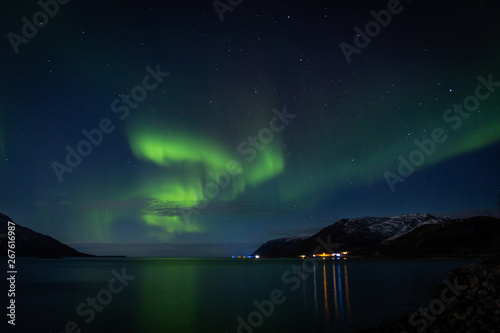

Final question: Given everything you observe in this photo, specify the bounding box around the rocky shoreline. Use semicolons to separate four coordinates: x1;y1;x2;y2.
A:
358;255;500;333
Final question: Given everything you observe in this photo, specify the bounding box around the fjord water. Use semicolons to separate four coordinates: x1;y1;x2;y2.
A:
13;257;474;333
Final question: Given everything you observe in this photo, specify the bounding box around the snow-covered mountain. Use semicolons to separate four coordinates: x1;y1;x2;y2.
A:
342;213;447;242
254;213;448;257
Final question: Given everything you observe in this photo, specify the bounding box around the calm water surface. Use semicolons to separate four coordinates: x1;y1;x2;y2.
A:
9;257;475;333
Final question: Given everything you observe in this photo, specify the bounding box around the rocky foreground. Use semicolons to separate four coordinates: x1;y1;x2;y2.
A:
358;255;500;333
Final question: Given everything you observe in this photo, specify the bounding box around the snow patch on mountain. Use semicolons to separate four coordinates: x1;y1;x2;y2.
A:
336;213;447;242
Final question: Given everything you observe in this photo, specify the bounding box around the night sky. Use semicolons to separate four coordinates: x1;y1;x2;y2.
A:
1;0;499;256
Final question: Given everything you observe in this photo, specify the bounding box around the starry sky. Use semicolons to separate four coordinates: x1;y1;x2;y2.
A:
1;0;499;257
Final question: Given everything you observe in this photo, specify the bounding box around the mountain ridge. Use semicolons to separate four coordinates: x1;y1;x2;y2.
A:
253;213;500;257
0;212;92;257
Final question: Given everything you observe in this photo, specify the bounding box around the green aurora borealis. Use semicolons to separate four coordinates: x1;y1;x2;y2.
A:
67;74;500;246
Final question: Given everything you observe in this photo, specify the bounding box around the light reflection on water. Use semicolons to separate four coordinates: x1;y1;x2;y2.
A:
309;260;352;331
11;257;475;333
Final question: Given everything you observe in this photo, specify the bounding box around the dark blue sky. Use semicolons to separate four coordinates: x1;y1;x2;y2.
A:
1;0;499;256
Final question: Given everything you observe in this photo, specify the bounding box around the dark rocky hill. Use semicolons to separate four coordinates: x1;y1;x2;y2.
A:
253;214;500;258
254;213;446;257
252;236;306;257
374;216;500;257
0;212;92;257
